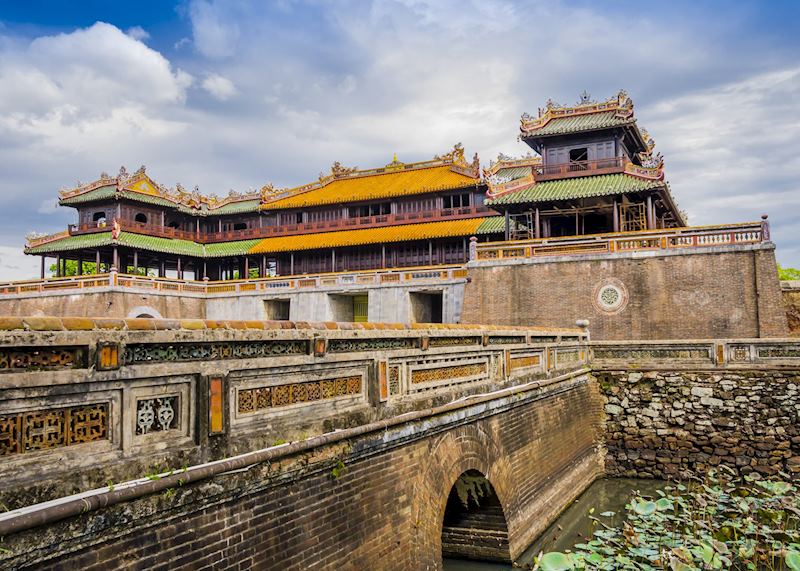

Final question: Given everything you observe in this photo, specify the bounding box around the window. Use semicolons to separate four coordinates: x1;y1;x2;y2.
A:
569;148;589;170
443;193;470;209
93;211;106;222
134;213;148;224
296;212;304;224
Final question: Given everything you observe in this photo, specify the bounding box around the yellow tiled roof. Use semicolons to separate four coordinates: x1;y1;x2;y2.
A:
248;218;487;254
261;165;478;211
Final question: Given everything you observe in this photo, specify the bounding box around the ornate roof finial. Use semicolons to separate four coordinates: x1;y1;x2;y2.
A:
330;161;358;177
393;152;398;162
578;90;595;105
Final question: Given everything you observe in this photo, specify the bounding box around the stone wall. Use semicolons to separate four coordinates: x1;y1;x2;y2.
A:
0;316;586;510
0;368;604;571
594;340;800;479
783;281;800;336
462;243;788;340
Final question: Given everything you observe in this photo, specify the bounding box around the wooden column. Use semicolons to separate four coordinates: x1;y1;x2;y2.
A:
113;247;119;270
96;250;101;274
218;219;222;233
428;241;433;265
55;254;61;277
290;253;294;275
646;195;654;230
331;249;336;272
381;245;386;268
160;259;166;278
133;251;139;274
244;257;249;278
77;253;83;276
161;211;166;227
613;199;620;233
534;208;541;239
202;261;207;280
504;210;510;240
40;256;45;279
177;256;182;279
575;210;580;236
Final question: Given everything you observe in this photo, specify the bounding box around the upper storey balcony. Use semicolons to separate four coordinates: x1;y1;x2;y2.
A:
534;157;625;181
65;205;492;244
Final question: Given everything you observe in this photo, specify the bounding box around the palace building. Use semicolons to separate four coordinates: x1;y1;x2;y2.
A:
25;91;683;280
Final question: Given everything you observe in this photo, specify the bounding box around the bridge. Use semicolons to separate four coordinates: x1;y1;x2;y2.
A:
0;319;798;569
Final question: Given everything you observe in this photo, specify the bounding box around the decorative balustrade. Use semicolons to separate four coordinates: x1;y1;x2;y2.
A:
65;205;492;243
0;264;472;296
534;157;625;180
473;221;767;261
591;339;800;369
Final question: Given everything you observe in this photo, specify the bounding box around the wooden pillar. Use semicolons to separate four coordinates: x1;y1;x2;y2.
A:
177;257;182;279
646;195;654;230
575;210;580;236
244;257;249;278
613;199;620;233
534;208;541;239
54;254;60;277
40;256;45;279
290;253;294;275
113;247;119;270
133;251;139;274
428;241;433;265
331;249;336;273
504;210;510;240
381;245;386;268
218;219;222;233
96;250;101;274
160;259;166;278
77;253;83;276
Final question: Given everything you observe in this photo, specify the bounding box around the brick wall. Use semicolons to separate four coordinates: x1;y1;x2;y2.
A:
462;244;789;340
783;282;800;336
0;372;604;570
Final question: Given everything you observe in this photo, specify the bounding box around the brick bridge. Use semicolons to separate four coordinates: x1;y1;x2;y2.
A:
0;318;798;570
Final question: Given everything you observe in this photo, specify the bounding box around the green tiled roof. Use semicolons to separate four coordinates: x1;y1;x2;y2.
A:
524;111;634;137
209;199;262;215
27;231;262;258
118;232;204;257
205;239;262;258
494;166;532;181
26;232;113;254
486;173;665;206
59;187;261;216
476;217;508;234
59;185;117;206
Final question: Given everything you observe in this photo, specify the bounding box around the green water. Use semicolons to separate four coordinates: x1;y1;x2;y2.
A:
443;477;665;570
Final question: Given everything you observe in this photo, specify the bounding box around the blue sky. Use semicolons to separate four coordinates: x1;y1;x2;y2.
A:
1;0;799;278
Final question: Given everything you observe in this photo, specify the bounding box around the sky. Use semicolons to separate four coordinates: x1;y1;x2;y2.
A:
1;0;799;278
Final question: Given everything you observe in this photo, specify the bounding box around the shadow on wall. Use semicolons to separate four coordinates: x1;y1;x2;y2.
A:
442;470;511;564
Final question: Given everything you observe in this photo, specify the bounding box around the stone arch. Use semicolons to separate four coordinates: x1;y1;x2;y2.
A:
126;306;163;319
409;422;514;569
441;469;510;563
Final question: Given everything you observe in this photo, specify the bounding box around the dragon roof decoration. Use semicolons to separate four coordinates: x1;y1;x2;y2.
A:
520;89;635;135
58;166;262;212
259;144;480;206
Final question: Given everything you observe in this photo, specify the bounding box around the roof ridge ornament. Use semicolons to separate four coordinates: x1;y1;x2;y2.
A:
520;89;636;135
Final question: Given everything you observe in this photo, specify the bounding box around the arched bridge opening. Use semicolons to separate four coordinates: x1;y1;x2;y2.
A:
441;469;511;564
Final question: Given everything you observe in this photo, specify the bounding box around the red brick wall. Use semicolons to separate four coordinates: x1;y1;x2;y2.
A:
462;246;788;340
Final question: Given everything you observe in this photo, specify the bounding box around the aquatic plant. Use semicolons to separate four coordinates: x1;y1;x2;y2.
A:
534;467;800;570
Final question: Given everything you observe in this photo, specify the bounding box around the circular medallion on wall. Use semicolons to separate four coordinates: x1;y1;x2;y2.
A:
592;279;629;314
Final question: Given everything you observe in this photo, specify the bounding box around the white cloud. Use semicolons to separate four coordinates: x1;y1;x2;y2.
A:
201;73;238;100
189;0;241;58
125;26;149;41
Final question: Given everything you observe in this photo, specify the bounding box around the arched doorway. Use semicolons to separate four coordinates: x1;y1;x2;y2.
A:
441;469;511;564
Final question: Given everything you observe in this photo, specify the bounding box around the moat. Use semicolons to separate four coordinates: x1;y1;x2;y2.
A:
444;478;664;570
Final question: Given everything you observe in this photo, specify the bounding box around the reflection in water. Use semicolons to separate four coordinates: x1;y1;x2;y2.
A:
443;478;665;571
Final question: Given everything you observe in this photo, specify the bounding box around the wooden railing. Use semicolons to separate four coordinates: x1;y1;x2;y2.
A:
64;206;493;244
0;265;471;296
472;221;767;261
534;157;624;181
